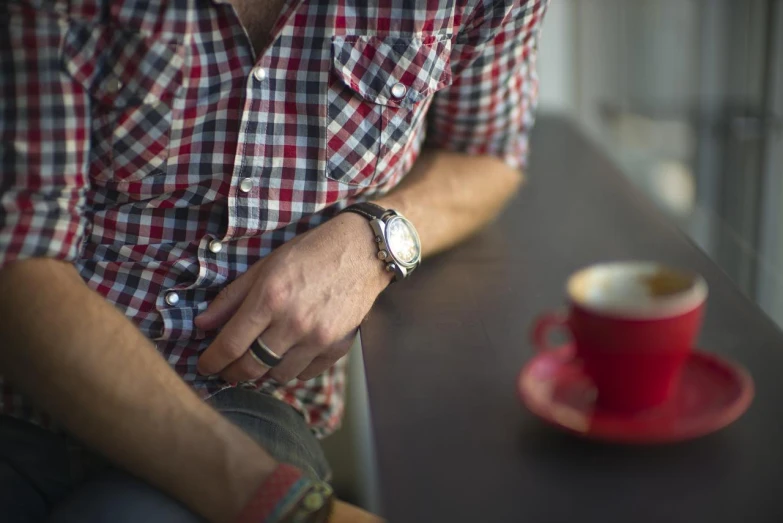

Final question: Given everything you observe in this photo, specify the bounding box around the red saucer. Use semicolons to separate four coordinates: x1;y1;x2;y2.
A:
518;346;754;444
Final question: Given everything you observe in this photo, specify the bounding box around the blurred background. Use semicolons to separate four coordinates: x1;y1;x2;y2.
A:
536;0;783;326
327;0;783;509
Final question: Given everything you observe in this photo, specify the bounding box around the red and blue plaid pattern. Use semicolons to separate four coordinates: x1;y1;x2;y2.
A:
0;0;548;436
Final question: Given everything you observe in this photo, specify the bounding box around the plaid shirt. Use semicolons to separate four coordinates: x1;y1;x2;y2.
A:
0;0;547;437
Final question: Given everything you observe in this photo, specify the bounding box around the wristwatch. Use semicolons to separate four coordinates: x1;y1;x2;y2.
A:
340;202;422;281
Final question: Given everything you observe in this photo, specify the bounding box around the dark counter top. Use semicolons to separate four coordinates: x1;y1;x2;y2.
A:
360;114;783;523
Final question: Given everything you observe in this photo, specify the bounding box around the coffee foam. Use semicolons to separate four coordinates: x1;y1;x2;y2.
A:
568;262;707;318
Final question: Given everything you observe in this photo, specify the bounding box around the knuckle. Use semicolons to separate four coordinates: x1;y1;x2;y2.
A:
218;335;248;360
306;358;336;379
270;368;294;384
332;341;351;357
239;358;264;380
226;356;266;382
263;279;291;313
312;325;333;347
289;312;312;337
298;369;318;381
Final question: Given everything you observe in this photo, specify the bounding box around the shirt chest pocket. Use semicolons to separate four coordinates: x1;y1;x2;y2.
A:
326;34;453;187
62;23;183;183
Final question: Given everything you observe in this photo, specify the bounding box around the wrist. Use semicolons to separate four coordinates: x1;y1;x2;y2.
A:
339;202;421;283
236;463;302;523
236;463;334;523
201;417;279;522
334;212;394;292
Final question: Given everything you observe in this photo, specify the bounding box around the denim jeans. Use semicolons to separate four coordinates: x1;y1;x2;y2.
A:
0;387;331;522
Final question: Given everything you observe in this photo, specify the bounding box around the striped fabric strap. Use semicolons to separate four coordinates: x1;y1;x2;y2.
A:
236;463;309;523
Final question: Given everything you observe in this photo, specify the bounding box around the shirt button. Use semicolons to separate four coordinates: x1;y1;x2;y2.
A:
390;82;407;99
106;77;122;94
253;67;267;81
239;177;253;193
208;239;223;253
165;291;180;306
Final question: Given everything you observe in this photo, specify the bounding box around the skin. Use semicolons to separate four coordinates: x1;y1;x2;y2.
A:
196;149;523;390
0;259;275;523
0;148;520;523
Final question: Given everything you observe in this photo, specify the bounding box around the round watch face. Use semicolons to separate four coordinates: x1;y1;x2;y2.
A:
385;216;421;267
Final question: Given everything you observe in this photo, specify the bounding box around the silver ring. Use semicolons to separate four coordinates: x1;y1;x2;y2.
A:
250;336;282;368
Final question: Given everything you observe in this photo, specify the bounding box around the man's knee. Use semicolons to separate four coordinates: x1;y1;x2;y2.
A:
47;469;203;523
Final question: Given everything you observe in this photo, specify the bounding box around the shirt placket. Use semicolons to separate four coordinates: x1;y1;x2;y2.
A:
222;0;303;241
158;1;267;339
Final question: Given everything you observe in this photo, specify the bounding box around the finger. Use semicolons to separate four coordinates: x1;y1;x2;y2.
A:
197;292;273;376
218;320;304;382
267;345;320;385
249;321;300;361
195;264;260;331
221;334;317;384
296;355;340;381
220;350;272;383
331;500;385;523
297;335;353;381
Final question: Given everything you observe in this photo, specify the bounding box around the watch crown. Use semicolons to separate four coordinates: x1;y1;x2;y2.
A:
377;250;388;261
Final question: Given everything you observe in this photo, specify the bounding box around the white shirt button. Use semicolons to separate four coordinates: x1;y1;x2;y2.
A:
165;291;180;306
208;239;223;253
390;82;407;99
253;67;267;82
239;177;253;193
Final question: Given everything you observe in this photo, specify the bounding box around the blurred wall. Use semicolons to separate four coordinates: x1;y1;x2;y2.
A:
534;0;783;327
537;0;576;112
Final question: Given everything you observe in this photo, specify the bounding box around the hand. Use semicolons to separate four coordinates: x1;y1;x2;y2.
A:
330;500;386;523
195;213;391;383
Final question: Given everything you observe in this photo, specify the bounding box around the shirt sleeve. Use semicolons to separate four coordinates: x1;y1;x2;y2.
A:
427;0;549;170
0;1;90;269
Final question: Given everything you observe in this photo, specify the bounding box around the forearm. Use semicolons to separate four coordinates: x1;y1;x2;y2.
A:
0;258;275;523
373;148;523;257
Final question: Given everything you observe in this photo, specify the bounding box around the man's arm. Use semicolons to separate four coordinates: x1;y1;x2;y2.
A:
194;0;549;389
0;5;278;520
372;149;523;257
192;151;522;384
381;0;550;255
0;258;276;523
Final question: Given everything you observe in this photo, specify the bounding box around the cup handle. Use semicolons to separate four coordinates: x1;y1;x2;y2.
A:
531;312;571;352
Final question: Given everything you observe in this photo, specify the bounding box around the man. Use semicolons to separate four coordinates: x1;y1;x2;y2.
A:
0;0;548;521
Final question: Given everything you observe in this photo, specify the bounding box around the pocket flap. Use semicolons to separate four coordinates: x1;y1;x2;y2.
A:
331;34;452;107
62;23;183;108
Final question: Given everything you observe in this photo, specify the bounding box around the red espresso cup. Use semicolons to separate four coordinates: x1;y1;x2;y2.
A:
532;262;708;412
